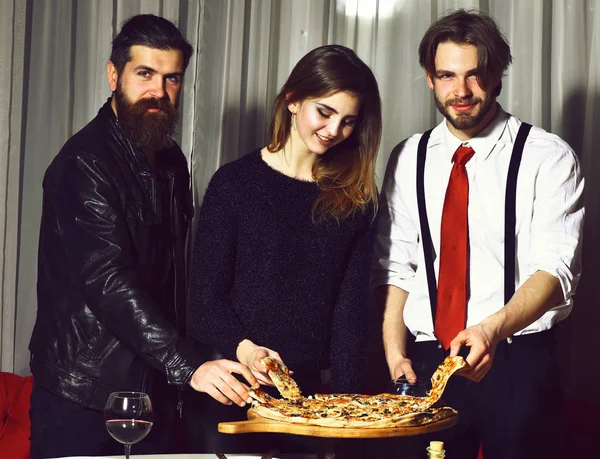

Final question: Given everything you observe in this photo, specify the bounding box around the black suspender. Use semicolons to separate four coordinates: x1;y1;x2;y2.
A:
416;129;436;323
504;123;532;302
416;123;532;321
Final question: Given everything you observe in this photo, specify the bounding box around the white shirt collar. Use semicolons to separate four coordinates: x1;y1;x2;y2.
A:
441;103;510;163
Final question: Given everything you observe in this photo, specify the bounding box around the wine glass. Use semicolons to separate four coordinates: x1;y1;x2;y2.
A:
104;391;153;459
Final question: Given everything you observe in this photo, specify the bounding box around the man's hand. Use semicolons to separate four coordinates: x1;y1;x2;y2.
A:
188;359;258;406
389;356;418;383
236;339;284;386
449;272;564;382
449;323;499;382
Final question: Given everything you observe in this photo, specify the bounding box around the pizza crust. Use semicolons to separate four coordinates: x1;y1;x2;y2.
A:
248;405;457;428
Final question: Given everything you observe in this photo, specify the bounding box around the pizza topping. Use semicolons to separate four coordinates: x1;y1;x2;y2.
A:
261;357;302;399
249;356;465;428
423;355;466;408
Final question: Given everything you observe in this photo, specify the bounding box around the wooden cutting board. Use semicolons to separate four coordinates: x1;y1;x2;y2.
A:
218;408;458;438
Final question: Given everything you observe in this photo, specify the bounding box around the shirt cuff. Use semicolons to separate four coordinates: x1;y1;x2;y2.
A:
371;273;413;292
527;261;579;304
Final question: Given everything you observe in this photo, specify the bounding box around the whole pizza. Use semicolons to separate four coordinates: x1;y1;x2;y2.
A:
248;356;466;428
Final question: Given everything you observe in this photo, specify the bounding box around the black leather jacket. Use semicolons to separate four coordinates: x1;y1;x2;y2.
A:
30;100;206;411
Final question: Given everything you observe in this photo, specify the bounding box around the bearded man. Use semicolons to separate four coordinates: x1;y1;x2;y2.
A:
373;9;584;459
29;15;257;458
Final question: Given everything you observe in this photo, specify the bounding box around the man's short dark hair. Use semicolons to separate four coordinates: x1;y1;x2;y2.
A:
418;9;512;96
110;14;193;74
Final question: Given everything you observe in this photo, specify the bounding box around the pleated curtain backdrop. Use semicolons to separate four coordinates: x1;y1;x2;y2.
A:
1;0;599;404
0;0;27;378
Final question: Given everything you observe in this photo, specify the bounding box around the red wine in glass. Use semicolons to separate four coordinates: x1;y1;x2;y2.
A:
105;392;153;459
106;419;153;444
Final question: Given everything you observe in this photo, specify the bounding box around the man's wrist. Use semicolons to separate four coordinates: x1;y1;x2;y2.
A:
384;347;409;368
480;311;507;342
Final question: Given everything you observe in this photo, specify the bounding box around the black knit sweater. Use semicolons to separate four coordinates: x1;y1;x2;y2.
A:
188;149;376;393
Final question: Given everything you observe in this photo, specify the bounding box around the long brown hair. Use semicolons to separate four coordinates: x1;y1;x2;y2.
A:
419;9;512;96
267;45;382;220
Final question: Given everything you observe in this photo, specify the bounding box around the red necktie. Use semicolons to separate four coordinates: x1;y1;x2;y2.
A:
435;145;475;350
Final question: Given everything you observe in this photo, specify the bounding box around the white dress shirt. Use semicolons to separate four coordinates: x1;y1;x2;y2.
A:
373;105;584;342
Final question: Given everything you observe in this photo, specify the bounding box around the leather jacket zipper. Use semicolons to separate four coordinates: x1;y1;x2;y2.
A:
177;388;184;418
169;172;183;419
151;175;156;211
141;368;149;394
169;175;179;329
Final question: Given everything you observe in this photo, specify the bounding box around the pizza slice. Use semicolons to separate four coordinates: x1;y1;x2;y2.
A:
260;357;302;399
248;387;273;404
424;355;467;408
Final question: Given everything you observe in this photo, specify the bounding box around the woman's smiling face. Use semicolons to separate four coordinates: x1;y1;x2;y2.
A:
288;91;360;155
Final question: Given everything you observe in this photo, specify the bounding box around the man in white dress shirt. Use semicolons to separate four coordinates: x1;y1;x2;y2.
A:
373;10;584;459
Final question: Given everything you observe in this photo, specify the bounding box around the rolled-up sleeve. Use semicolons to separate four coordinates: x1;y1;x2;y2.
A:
373;141;420;292
527;141;584;302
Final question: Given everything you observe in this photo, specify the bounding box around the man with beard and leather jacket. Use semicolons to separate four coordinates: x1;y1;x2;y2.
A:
29;15;257;458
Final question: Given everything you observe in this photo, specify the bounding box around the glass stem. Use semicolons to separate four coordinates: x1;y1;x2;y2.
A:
124;444;132;459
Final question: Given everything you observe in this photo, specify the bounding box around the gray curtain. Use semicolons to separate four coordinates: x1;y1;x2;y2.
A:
0;0;27;375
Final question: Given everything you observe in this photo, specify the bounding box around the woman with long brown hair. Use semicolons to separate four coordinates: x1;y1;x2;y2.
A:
186;44;382;453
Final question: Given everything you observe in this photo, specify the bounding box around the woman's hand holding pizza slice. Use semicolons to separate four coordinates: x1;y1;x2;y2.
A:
236;338;286;387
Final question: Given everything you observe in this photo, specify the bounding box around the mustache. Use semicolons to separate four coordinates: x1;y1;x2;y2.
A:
446;97;482;107
128;97;176;116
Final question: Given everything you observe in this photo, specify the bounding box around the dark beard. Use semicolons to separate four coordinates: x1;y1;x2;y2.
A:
435;94;495;131
114;84;179;152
